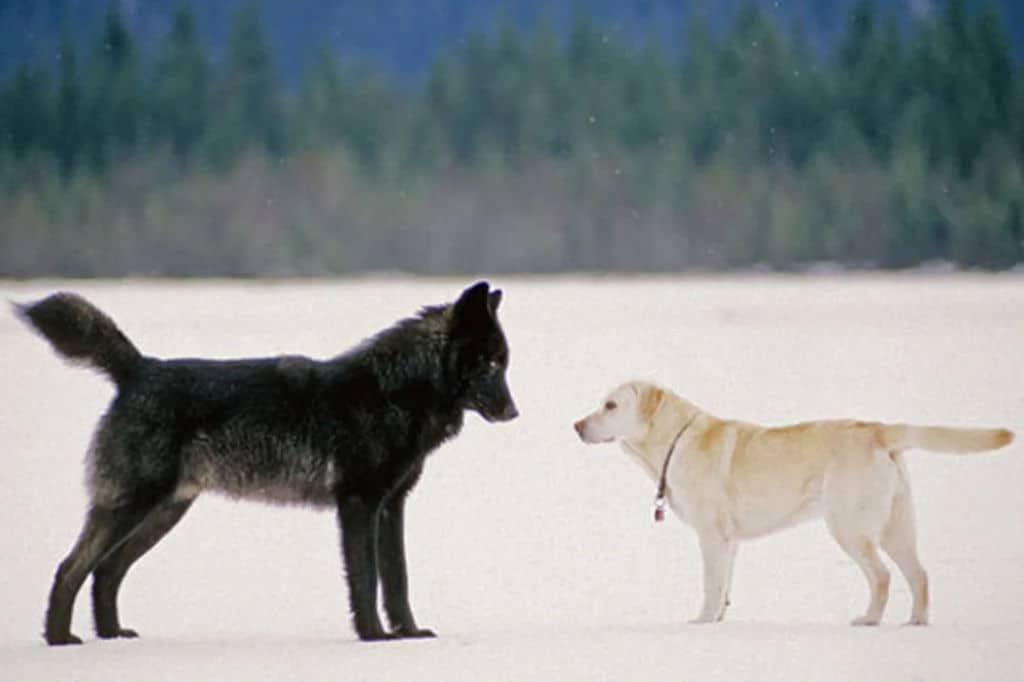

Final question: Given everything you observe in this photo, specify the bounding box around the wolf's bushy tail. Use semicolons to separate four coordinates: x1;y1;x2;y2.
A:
881;423;1014;454
15;292;142;387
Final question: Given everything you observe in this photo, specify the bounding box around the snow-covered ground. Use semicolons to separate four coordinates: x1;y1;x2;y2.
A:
1;275;1022;682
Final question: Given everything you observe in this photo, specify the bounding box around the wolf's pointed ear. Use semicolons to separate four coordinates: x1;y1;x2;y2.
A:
454;281;490;310
452;281;491;329
488;289;502;314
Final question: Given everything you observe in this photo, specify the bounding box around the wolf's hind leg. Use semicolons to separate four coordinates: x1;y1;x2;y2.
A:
45;503;153;645
92;498;194;639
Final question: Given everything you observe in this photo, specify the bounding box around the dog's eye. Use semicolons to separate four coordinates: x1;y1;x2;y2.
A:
488;360;501;372
605;400;617;411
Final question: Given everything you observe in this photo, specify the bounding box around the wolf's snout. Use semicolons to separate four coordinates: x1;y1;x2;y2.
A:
485;401;518;422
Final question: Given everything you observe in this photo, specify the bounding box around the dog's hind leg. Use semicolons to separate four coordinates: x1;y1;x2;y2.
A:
378;478;435;638
833;534;890;626
881;462;928;626
337;494;393;641
824;450;897;626
45;503;154;645
92;497;195;639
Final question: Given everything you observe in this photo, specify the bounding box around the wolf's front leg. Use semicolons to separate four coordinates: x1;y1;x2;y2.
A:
378;493;435;638
337;495;393;641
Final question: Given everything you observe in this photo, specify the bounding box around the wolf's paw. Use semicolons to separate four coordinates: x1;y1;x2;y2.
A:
357;628;400;642
98;627;138;640
45;632;83;646
394;627;436;639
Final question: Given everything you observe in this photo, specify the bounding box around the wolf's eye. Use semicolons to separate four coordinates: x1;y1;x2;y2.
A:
605;400;617;411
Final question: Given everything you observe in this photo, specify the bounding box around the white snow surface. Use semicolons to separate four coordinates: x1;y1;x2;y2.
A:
1;275;1022;682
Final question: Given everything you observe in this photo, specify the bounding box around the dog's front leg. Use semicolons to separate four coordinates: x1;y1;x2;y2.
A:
337;494;393;641
692;530;735;624
378;492;435;638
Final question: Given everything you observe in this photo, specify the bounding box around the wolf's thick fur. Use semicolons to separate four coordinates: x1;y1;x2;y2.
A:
17;282;518;646
574;381;1013;626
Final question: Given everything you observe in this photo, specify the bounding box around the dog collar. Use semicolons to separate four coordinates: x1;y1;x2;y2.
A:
653;413;698;522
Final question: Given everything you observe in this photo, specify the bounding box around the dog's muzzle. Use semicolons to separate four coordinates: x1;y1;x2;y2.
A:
574;419;613;444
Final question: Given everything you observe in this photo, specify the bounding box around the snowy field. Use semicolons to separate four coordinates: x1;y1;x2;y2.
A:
1;275;1022;682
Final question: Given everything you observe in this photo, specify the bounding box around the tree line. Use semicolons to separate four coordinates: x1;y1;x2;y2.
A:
1;0;1022;276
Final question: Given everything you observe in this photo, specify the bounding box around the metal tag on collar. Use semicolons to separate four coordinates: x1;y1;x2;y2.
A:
653;495;667;523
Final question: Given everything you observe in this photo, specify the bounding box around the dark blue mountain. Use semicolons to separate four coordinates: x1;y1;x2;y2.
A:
1;0;1021;82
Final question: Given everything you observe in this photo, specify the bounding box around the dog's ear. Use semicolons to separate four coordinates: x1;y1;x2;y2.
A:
638;385;665;422
452;281;492;332
488;289;502;315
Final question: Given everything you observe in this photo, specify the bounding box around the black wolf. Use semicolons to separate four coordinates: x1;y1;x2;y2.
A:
16;281;518;646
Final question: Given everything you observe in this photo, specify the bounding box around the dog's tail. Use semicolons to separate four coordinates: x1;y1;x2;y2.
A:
14;292;143;388
880;423;1014;454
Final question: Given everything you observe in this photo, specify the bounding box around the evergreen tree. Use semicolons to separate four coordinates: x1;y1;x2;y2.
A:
837;0;895;155
341;67;398;172
717;2;793;163
972;2;1014;136
208;1;284;164
489;15;528;161
907;0;1005;176
443;32;493;162
151;4;210;163
2;65;51;161
418;53;465;164
83;1;143;170
297;47;346;147
782;21;832;166
54;32;82;178
568;7;624;137
617;38;674;151
524;12;572;158
938;0;990;176
1015;63;1024;160
297;46;401;172
835;1;909;159
0;0;1022;274
679;8;720;164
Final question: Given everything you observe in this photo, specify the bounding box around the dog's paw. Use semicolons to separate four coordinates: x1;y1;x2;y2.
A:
850;615;881;626
688;615;718;625
903;616;928;627
45;632;83;646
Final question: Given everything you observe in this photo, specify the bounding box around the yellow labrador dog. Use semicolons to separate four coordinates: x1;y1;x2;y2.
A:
573;381;1013;626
